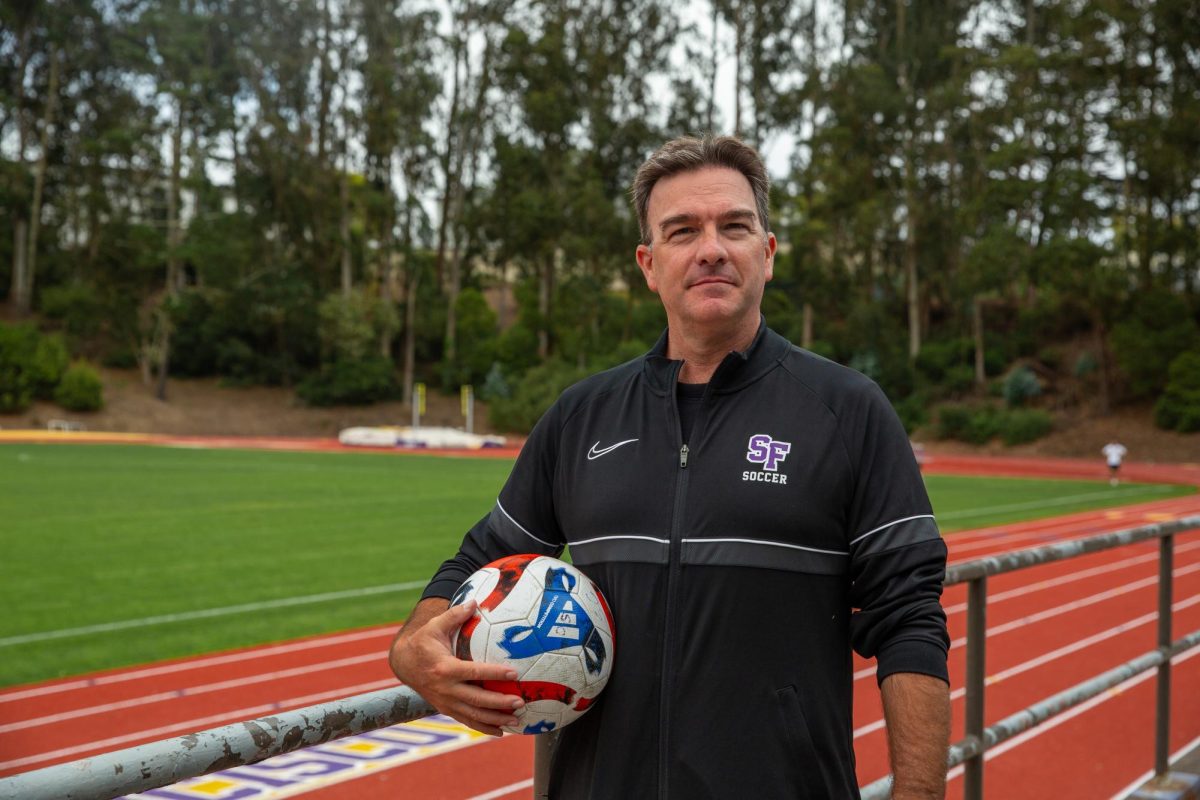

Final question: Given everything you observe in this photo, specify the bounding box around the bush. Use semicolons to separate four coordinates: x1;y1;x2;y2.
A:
916;338;972;382
934;404;973;441
934;404;1050;446
1003;365;1042;407
1154;352;1200;433
488;359;590;433
296;357;399;406
54;362;104;411
1111;289;1200;398
893;393;929;435
1073;351;1098;378
998;408;1053;445
0;323;70;412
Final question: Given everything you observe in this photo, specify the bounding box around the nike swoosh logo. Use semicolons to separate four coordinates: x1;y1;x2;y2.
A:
587;439;639;460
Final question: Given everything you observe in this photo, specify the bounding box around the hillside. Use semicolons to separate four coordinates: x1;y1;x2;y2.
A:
1;366;1196;464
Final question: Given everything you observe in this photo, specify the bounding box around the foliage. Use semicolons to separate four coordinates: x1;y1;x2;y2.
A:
1003;366;1042;408
1111;290;1200;399
0;324;70;412
443;288;498;388
1154;352;1200;434
998;409;1053;445
54;362;104;411
316;290;399;366
295;356;399;407
935;403;1052;446
488;359;591;433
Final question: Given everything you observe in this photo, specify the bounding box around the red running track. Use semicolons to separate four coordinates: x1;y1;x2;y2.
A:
1;453;1199;799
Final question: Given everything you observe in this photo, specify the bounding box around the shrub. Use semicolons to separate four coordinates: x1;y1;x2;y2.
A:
1003;365;1042;407
916;338;971;382
1073;351;1098;378
962;407;1001;445
54;362;104;411
1111;289;1200;398
488;359;590;433
296;357;399;406
934;404;973;441
0;323;70;412
999;409;1053;445
893;393;929;435
1154;352;1200;433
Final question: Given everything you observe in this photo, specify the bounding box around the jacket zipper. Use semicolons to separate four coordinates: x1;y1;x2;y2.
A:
659;363;689;799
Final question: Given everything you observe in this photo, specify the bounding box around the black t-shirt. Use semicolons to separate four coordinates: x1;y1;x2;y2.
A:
676;381;706;443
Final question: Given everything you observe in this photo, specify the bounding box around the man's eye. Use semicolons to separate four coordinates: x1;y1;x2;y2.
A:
668;227;695;239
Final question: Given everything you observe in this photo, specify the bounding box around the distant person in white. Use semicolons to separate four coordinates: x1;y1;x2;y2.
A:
1102;441;1127;486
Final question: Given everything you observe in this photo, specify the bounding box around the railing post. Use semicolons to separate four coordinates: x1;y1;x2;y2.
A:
964;575;987;800
1155;532;1174;777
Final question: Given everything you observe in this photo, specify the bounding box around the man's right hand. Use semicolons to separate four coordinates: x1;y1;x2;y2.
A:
388;597;525;737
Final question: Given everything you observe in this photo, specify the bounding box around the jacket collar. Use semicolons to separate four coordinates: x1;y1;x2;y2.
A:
642;316;790;396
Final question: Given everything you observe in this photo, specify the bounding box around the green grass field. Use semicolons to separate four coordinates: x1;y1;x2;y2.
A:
0;443;1191;687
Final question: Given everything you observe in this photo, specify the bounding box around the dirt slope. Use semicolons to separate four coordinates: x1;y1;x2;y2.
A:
1;367;1197;463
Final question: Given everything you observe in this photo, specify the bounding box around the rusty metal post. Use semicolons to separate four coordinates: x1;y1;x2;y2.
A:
1155;533;1174;777
964;576;987;800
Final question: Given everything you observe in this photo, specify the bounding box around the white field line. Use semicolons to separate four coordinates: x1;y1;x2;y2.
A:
0;625;396;703
941;648;1200;785
945;497;1200;556
852;591;1200;739
944;492;1200;544
1108;732;1200;799
466;779;536;800
938;486;1178;524
0;679;397;772
943;539;1200;614
0;653;382;733
854;560;1200;682
0;580;427;648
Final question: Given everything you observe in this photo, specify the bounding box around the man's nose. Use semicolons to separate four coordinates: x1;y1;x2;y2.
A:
695;225;728;264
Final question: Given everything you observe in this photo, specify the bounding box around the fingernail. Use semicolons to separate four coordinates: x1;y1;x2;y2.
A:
505;670;518;680
506;718;519;728
511;698;524;709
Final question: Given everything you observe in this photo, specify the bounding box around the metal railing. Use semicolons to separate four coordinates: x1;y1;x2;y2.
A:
861;514;1200;800
1;515;1197;800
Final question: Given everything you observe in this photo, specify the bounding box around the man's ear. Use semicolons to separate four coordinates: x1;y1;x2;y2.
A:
763;233;777;283
636;244;658;293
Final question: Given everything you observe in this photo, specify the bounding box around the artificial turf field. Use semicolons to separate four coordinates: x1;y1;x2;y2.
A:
1;442;1192;688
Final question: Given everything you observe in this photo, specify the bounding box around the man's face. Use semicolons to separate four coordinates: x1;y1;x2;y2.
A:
635;166;776;336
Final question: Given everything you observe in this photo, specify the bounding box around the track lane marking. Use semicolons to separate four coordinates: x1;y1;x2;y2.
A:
0;625;396;704
0;679;397;772
0;653;384;732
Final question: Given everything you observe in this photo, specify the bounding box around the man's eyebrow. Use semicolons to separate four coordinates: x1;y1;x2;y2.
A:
657;208;758;233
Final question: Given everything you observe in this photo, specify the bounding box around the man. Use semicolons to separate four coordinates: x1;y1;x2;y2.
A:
1103;441;1127;486
390;135;951;798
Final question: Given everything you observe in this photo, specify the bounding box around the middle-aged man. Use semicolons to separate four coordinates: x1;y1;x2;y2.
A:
390;135;951;799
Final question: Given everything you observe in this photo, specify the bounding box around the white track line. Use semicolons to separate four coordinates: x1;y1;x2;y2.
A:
853;592;1200;739
941;648;1200;785
0;581;427;647
466;779;536;800
942;540;1200;614
853;561;1200;682
0;653;383;733
0;625;396;703
0;679;396;772
1108;733;1200;799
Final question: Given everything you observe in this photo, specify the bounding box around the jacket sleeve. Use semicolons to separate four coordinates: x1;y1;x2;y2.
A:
843;382;950;685
421;400;568;601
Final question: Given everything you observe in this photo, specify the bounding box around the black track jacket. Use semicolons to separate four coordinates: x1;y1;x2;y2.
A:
423;322;950;799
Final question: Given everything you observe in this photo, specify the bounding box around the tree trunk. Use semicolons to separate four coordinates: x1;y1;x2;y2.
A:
973;295;986;389
706;2;718;132
403;267;418;403
10;222;28;312
340;151;352;296
802;302;813;349
18;46;60;315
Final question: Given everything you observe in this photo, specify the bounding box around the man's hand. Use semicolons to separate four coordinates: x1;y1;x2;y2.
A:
881;672;951;799
388;597;525;737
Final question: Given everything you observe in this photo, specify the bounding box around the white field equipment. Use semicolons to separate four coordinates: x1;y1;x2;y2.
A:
338;426;507;450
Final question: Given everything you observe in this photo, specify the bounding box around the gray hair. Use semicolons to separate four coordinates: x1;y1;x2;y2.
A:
631;135;770;245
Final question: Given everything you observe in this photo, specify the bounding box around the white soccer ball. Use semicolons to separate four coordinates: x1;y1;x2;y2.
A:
450;554;615;734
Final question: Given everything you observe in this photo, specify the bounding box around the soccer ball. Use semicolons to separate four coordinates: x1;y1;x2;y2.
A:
450;554;615;734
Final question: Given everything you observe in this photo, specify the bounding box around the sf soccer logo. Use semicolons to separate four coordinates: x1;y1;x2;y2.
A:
744;433;791;485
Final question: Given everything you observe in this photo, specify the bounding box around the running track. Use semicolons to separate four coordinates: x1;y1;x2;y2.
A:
2;444;1199;799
